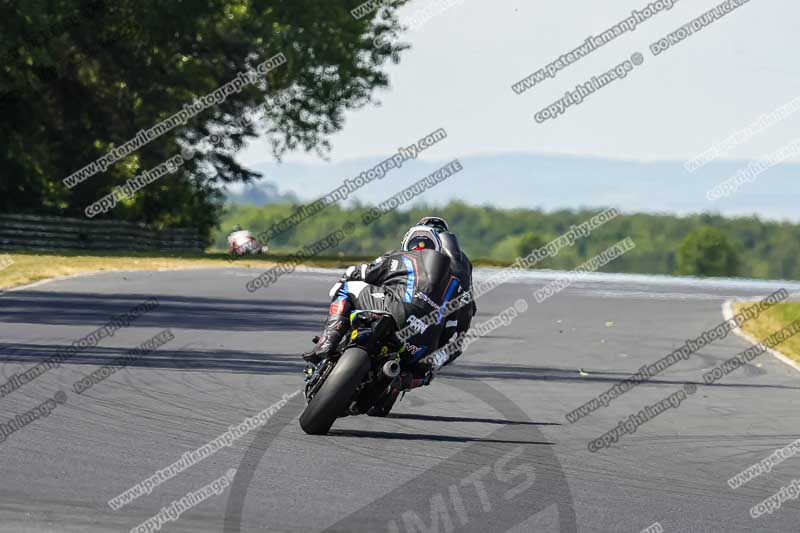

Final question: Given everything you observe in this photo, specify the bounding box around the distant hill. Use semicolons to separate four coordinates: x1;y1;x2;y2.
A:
230;152;800;222
225;181;298;206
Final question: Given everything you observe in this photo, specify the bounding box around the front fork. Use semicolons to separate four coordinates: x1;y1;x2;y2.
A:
303;359;332;402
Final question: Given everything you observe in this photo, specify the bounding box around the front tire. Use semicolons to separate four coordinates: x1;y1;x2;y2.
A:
299;347;370;435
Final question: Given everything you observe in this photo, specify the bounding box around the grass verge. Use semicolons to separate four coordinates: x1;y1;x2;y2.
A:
0;250;379;291
0;249;514;292
734;301;800;365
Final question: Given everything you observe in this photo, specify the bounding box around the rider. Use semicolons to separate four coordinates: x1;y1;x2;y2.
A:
228;224;265;255
416;216;477;367
227;224;247;252
303;225;463;389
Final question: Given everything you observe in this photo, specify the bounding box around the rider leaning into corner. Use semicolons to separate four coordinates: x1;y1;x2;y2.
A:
303;216;477;396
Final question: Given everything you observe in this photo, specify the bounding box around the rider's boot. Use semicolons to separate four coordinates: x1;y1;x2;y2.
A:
395;369;432;391
302;300;351;364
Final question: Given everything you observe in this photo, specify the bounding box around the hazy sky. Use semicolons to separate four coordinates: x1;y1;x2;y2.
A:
237;0;800;169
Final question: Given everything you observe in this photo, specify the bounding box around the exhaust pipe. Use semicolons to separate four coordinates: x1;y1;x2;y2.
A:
382;360;401;379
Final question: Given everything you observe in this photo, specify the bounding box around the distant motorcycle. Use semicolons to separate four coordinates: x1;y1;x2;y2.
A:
300;311;408;435
227;229;268;256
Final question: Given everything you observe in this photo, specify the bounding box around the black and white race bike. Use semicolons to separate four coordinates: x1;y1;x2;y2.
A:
299;310;410;435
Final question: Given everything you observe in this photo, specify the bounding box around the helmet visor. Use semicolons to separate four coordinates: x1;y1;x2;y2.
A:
418;217;449;233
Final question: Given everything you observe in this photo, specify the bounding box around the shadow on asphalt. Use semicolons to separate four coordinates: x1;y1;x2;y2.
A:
387;412;561;426
442;363;800;390
327;428;555;445
0;290;324;331
0;344;798;394
0;343;305;374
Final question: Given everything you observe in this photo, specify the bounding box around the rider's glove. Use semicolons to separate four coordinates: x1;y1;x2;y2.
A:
328;281;343;299
342;264;369;282
329;265;361;298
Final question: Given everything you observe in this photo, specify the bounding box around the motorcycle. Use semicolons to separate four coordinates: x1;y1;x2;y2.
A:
300;310;411;435
227;230;268;256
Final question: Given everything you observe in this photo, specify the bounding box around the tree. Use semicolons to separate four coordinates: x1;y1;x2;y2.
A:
213;202;800;281
0;0;409;239
677;226;740;277
516;232;546;259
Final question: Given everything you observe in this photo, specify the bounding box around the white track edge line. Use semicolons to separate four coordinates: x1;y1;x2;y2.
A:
722;298;800;374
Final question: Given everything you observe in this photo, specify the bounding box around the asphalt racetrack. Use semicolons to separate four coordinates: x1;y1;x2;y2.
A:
1;267;800;532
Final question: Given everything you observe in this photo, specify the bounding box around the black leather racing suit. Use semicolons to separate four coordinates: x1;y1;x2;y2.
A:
436;231;477;365
353;233;477;366
333;249;462;374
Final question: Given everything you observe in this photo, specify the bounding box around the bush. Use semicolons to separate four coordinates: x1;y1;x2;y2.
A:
677;226;740;277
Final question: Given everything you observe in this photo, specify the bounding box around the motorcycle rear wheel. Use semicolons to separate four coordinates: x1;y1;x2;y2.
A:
367;388;400;417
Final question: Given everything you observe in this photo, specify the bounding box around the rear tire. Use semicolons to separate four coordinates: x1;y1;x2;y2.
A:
368;388;399;417
299;347;370;435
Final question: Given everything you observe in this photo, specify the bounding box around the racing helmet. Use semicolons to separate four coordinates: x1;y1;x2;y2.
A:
401;225;442;252
417;216;449;233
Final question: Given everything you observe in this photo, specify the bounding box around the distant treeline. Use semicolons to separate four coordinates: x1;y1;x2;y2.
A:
215;201;800;280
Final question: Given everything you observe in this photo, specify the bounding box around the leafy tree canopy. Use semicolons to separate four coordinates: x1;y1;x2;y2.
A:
1;0;409;239
677;226;740;277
